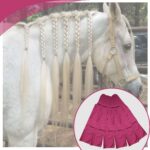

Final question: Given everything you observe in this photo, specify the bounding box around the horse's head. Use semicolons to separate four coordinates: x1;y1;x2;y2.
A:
93;3;142;97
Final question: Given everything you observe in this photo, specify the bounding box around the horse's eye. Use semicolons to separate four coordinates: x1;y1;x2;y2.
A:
124;43;131;50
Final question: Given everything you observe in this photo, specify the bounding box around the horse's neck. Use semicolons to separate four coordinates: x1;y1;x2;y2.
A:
14;11;108;65
45;11;109;65
78;12;108;63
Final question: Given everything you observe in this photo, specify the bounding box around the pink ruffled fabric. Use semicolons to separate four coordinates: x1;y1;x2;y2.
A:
80;94;147;148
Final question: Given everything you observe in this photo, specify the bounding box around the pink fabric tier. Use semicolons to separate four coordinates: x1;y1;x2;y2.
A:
80;94;147;148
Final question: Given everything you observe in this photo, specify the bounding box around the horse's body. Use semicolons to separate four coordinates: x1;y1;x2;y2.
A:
3;4;142;146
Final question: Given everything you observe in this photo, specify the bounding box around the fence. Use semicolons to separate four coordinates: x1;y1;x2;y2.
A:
48;65;114;128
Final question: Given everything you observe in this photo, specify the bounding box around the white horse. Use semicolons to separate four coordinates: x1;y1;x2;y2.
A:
3;3;142;146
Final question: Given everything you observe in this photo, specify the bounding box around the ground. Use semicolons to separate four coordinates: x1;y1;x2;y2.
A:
38;126;76;147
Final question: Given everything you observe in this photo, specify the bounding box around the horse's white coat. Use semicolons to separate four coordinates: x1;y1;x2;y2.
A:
3;4;142;147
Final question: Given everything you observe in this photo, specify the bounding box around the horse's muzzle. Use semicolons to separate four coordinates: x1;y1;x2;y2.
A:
124;79;143;98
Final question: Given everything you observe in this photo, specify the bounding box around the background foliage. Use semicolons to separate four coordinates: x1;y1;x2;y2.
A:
25;3;147;26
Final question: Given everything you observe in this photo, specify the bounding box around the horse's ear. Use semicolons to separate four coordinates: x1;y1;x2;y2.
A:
103;3;110;14
109;3;121;21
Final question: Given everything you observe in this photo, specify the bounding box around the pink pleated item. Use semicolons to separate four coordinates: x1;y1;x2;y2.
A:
80;94;147;148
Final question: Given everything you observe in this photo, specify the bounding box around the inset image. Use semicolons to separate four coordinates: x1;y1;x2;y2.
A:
74;89;149;150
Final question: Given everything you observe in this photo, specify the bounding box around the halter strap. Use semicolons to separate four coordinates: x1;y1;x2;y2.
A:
109;17;116;48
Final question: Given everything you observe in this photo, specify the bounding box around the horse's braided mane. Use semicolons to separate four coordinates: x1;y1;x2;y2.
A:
16;10;99;27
